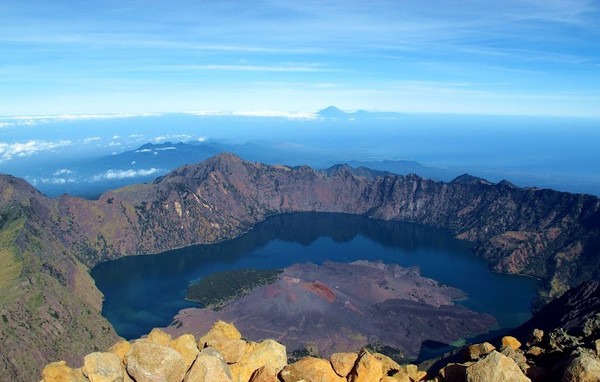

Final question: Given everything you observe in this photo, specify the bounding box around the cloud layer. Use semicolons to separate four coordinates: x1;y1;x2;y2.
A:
0;140;72;163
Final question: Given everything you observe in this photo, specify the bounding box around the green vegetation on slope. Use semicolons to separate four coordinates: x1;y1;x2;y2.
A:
0;217;24;303
186;268;282;309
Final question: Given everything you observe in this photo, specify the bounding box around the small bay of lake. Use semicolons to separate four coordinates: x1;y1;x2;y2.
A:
91;212;538;341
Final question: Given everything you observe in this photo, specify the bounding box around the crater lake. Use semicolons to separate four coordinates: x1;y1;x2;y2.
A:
91;212;538;346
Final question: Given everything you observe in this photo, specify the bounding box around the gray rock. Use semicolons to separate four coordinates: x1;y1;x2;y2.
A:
562;349;600;382
548;328;582;352
582;313;600;337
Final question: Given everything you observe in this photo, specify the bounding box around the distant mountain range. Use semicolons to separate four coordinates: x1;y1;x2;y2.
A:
28;140;462;199
317;106;406;120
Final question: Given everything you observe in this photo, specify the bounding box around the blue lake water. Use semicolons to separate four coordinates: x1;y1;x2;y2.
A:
91;212;539;342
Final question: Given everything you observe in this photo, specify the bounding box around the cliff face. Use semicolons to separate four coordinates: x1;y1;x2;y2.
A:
56;154;600;299
1;153;600;381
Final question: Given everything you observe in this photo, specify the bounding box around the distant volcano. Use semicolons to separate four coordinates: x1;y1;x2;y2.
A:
317;106;350;118
164;261;495;359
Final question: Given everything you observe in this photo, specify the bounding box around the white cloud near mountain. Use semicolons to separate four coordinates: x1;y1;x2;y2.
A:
0;140;72;163
40;177;77;184
152;134;192;143
91;168;161;181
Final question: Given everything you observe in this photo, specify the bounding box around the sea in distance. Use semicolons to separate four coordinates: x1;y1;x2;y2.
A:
91;212;539;352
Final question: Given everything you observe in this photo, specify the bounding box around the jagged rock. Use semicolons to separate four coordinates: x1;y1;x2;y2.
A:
248;365;279;382
501;336;522;350
501;346;529;373
438;363;470;382
126;339;187;382
198;320;242;348
184;347;232;382
330;352;358;378
562;349;600;382
465;351;531;382
548;328;582;352
279;357;345;382
403;364;427;381
147;328;172;346
465;342;495;360
347;349;384;382
386;370;411;382
206;338;247;364
582;313;600;337
40;361;87;382
108;340;132;365
82;352;125;382
373;353;402;376
526;346;544;357
594;340;600;356
230;339;287;382
527;329;544;346
170;334;200;371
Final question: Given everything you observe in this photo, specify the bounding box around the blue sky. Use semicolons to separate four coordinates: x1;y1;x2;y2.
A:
1;0;600;116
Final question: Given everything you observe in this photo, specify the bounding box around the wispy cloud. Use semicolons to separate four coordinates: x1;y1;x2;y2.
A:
0;140;72;163
162;63;336;73
40;177;77;185
152;134;192;143
0;113;162;126
187;110;316;119
91;168;161;181
53;168;73;176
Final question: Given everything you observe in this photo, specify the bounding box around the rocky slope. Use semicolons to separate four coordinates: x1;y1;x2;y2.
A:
422;280;600;381
0;176;119;382
1;153;600;380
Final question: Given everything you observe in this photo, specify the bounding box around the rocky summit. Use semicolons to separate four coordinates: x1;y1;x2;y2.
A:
40;311;600;382
2;154;600;381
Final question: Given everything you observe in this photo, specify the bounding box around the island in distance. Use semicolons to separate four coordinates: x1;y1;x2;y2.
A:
164;260;495;360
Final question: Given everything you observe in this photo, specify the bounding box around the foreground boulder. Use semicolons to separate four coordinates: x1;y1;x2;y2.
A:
280;357;345;382
43;318;600;382
185;348;232;382
39;321;430;382
41;361;87;382
82;352;128;382
126;339;187;382
229;339;287;382
465;351;530;382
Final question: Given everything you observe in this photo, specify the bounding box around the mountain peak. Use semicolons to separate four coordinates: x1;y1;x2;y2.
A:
450;173;492;185
317;106;348;118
